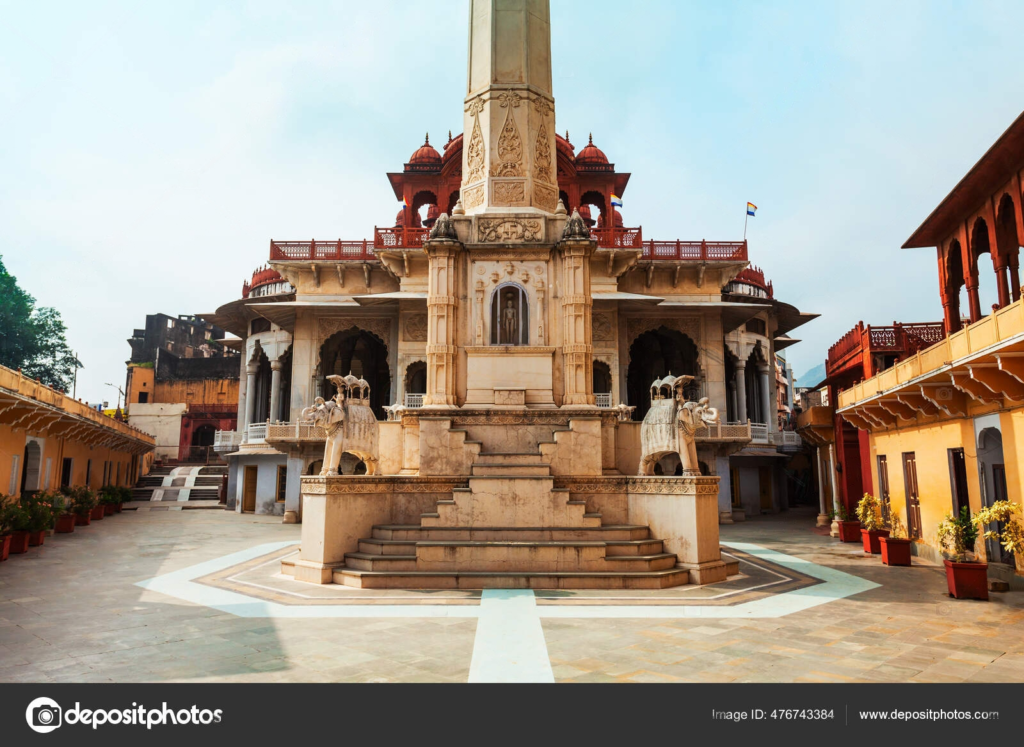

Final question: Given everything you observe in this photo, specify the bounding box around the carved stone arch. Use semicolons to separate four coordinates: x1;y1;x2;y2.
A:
404;359;428;395
317;319;393;418
625;317;702;367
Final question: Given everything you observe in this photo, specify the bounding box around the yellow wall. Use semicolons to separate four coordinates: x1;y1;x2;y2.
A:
127;365;155;404
0;423;28;497
153;378;238;408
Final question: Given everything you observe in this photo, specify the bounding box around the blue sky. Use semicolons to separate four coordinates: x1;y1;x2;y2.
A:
2;0;1024;402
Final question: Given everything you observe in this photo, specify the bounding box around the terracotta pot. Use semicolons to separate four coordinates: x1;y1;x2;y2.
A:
75;513;91;526
880;536;912;566
0;534;10;561
837;520;862;543
114;503;123;514
9;531;30;554
861;528;891;554
104;504;115;516
27;530;45;547
55;514;76;533
944;558;989;600
90;506;105;521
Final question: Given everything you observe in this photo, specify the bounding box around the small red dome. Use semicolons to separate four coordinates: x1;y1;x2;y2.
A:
425;204;441;225
575;133;609;167
555;132;575;162
408;134;442;165
443;132;463;163
578;204;595;227
395;209;405;227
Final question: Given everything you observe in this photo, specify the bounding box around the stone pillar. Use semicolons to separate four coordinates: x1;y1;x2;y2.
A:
424;239;461;408
558;238;595;406
815;446;830;527
1010;252;1021;303
269;360;283;423
785;364;795;410
716;455;733;524
966;274;982;322
461;0;558;215
758;363;771;429
829;442;841;537
728;382;737;421
244;363;258;431
993;255;1011;309
734;360;747;423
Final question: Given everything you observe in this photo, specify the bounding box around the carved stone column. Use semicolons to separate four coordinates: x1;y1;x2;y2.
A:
757;363;772;429
244;362;258;431
558;237;595;406
269;360;283;423
423;238;461;407
734;360;747;423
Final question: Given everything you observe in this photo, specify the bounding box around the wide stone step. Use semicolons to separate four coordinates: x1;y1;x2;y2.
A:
470;463;551;477
334;568;690;590
413;543;678;572
604;539;666;556
343;553;418;572
371;525;651;541
474;452;545;466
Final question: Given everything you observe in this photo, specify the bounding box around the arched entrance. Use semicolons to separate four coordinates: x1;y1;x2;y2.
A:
593;360;611;396
978;427;1014;566
319;328;391;419
405;361;427;406
626;327;700;421
21;440;41;494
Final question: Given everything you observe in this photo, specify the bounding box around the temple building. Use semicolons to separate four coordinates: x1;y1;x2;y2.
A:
125;313;240;463
201;0;815;588
836;110;1024;580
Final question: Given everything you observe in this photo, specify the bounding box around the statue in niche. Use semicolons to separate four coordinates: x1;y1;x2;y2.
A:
501;294;518;344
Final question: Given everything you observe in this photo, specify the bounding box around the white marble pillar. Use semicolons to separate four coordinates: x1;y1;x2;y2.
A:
244;362;258;432
757;363;771;427
269;360;283;423
815;446;830;527
828;442;841;537
716;455;733;524
734;361;747;423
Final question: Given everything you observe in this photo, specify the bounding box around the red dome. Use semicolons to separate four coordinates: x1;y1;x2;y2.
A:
555;132;575;162
575;133;609;168
578;204;595;227
395;208;423;228
408;134;442;165
443;132;463;164
425;204;441;225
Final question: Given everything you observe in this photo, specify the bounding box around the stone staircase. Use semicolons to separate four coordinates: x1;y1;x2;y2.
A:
131;464;226;502
334;447;695;590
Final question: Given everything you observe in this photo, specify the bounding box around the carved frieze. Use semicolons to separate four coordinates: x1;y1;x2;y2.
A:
534;182;558;212
534;124;552;180
493;180;526;206
465;110;486;185
592;313;614;341
477;218;543;243
492;92;524;177
463;184;485;209
403;314;428;342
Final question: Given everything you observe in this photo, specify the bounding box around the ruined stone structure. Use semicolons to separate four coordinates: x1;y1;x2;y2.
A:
203;0;813;587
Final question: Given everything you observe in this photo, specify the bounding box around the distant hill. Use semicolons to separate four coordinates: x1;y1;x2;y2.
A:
796;362;825;388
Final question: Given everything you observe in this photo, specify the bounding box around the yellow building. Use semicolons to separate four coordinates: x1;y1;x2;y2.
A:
0;364;154;498
838;112;1024;581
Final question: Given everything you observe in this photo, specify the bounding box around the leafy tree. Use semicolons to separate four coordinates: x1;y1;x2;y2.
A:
0;255;79;391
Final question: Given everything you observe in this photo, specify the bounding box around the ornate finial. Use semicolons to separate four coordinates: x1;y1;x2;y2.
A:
565;130;570;142
555;198;567;216
588;133;593;145
561;209;590;241
429;213;459;241
424;132;429;145
448;130;452;143
452;198;464;216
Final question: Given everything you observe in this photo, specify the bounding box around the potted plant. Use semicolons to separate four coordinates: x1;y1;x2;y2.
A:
99;487;118;516
0;500;15;561
71;487;96;526
937;506;986;600
52;491;76;533
89;488;105;521
833;503;861;543
8;500;31;554
856;493;890;553
24;493;52;547
973;500;1024;571
879;502;912;566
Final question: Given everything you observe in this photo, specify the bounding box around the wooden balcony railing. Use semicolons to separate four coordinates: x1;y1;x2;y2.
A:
640;240;747;262
270;240;376;262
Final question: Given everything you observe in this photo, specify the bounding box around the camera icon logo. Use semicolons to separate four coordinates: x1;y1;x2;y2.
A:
25;697;62;734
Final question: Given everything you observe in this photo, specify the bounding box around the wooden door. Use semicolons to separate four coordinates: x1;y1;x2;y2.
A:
877;455;890;522
242;466;258;513
902;453;921;539
758;467;773;511
948;448;970;515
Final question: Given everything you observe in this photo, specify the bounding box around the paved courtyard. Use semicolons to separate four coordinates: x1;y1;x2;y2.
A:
1;506;1023;683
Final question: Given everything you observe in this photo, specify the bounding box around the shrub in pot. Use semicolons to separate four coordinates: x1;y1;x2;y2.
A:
856;493;890;553
938;507;986;600
973;500;1024;573
0;500;16;561
23;493;52;547
51;491;76;533
8;501;31;554
832;503;861;542
879;504;912;566
98;487;119;516
71;487;96;526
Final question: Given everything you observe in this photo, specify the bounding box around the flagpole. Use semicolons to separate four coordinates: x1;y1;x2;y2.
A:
744;210;748;242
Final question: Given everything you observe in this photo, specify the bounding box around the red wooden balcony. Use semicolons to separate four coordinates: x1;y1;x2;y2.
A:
641;240;747;262
269;240;377;262
826;321;946;378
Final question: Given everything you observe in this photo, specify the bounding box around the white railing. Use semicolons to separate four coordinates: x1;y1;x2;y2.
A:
405;393;424;408
246;422;268;443
750;422;770;443
213;430;243;452
694;421;752;441
776;430;802;449
595;393;612;408
265;422;327;441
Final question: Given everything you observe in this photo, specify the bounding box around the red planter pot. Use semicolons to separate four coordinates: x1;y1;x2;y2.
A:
861;528;891;554
880;536;912;566
103;504;115;516
90;506;105;521
75;513;91;526
0;534;10;561
944;559;989;600
27;530;45;547
837;521;862;543
55;514;76;533
114;503;123;514
9;531;30;554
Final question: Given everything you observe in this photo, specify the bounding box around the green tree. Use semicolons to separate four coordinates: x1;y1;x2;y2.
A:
0;255;78;391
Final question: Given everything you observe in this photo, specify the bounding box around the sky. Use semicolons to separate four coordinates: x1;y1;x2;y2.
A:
2;0;1024;403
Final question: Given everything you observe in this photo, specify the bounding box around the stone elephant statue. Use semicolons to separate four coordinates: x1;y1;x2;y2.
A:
638;374;719;476
301;374;380;476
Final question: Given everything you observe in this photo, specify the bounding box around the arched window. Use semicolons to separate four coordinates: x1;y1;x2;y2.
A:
491;283;529;345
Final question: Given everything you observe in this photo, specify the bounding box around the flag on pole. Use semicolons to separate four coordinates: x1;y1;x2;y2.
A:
746;202;757;217
610;194;623;208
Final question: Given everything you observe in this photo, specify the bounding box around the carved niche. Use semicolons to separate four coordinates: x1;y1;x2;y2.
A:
403;314;428;342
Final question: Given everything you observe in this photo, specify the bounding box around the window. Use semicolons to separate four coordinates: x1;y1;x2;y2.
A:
60;458;72;488
276;466;287;503
877;456;890;522
490;284;529;345
745;318;767;336
948;448;970;515
117;463;122;486
85;459;92;485
138;392;149;403
167;318;174;329
9;455;19;495
902;452;922;539
251;318;272;335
